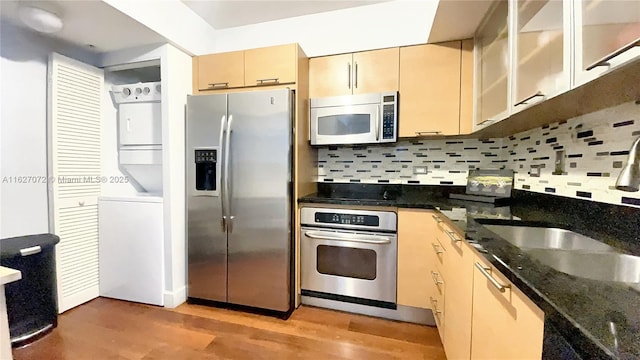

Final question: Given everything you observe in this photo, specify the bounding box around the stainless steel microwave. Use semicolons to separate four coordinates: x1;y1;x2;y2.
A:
310;91;398;146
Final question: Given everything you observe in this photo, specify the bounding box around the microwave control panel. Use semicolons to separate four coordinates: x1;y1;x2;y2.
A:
381;94;397;140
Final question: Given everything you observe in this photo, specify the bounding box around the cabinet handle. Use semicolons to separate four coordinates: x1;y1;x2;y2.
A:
445;229;461;243
586;39;640;71
79;201;85;206
430;297;442;315
416;131;442;136
431;214;443;223
347;63;351;89
431;242;443;255
514;91;545;106
477;119;495;126
208;82;229;88
475;262;510;293
256;78;279;85
354;62;358;88
431;270;443;285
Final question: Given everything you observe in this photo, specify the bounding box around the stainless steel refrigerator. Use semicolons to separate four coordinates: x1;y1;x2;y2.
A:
186;88;293;313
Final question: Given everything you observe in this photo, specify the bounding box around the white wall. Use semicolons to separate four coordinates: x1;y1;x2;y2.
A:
0;20;99;239
213;1;439;57
161;44;191;307
102;0;217;56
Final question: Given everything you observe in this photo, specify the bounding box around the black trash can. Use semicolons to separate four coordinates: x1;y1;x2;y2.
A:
0;233;60;347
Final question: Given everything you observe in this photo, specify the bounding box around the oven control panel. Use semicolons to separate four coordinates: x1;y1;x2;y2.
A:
315;212;379;226
301;207;397;232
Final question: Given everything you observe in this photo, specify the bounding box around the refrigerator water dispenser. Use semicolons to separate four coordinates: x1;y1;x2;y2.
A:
195;148;218;193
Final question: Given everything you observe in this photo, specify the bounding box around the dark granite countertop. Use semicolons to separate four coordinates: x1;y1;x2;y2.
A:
298;184;640;359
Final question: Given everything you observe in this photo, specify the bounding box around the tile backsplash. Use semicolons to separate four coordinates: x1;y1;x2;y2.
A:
316;100;640;208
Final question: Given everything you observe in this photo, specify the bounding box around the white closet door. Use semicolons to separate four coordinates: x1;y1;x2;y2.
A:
47;53;103;313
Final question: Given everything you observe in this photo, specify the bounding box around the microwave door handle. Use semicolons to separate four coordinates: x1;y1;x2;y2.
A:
218;115;227;232
225;114;234;233
375;105;380;141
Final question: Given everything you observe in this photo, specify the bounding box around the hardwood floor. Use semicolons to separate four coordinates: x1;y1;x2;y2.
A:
12;297;446;360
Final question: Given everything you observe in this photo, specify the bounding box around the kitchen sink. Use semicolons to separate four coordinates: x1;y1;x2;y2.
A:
526;250;640;283
483;225;615;252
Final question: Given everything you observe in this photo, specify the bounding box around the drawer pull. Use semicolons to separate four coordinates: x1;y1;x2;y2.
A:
208;82;229;88
430;297;442;315
475;262;510;293
431;270;443;285
445;230;461;243
431;214;443;223
431;242;443;255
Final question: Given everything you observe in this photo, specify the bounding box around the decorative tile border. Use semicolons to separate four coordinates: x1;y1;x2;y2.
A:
316;100;640;208
317;138;505;185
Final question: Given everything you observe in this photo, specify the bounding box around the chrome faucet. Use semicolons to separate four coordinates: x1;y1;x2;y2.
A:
615;136;640;192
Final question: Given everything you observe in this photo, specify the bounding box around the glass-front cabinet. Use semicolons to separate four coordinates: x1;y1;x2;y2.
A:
575;0;640;86
512;0;570;112
476;1;510;127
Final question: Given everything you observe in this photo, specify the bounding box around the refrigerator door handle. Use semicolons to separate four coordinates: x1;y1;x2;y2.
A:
225;114;234;233
219;114;227;232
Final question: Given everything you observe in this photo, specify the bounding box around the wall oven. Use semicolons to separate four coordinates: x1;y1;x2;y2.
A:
300;207;397;308
310;91;398;146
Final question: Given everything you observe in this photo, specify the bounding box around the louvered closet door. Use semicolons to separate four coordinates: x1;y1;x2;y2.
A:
48;53;103;313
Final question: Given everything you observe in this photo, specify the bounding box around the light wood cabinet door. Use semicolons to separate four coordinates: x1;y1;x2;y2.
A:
197;51;245;90
397;209;439;309
352;48;399;95
471;255;544;360
441;229;474;360
309;53;353;98
399;42;462;137
244;43;297;86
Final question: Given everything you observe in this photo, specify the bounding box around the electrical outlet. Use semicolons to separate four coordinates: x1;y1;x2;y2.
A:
413;166;428;174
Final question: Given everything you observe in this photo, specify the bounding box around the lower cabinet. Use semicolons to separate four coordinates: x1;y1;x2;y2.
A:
471;255;545;360
397;209;439;309
398;209;544;360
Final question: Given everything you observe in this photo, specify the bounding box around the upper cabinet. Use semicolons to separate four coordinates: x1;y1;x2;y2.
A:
195;51;245;91
244;44;297;86
574;0;640;86
476;1;510;127
399;40;474;137
474;0;640;133
309;48;399;98
512;0;570;111
193;44;303;93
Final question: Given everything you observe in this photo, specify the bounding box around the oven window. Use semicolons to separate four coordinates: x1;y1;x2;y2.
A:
316;245;377;280
317;114;371;135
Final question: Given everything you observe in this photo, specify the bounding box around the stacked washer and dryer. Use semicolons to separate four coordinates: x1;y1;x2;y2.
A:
98;81;165;306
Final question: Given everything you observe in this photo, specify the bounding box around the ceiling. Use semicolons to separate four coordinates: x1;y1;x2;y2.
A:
428;0;494;43
182;0;391;29
0;0;166;53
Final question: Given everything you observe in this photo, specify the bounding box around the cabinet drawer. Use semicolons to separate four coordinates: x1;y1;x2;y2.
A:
429;271;445;340
197;51;245;90
245;44;297;86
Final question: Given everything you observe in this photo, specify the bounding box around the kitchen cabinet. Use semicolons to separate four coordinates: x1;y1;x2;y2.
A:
309;48;399;98
433;217;474;360
397;209;439;309
574;0;640;86
476;1;510;128
193;44;303;93
471;254;544;360
512;0;570;112
399;40;474;137
244;43;297;86
195;51;245;91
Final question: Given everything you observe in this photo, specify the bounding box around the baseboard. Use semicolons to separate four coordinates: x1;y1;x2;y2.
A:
163;286;187;308
59;286;99;313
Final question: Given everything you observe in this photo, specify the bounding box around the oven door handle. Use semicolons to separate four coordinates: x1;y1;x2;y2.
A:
304;231;392;245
